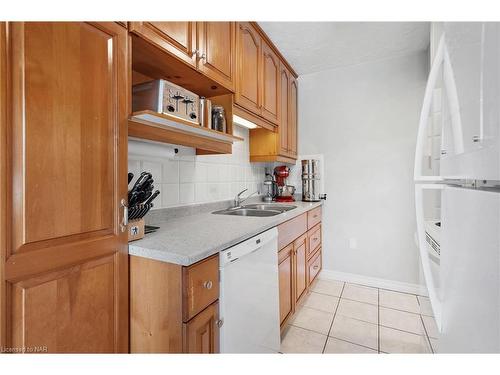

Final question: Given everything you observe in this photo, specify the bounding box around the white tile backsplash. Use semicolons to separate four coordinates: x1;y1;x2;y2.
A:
179;183;195;204
162;159;179;183
179;161;195;183
128;127;272;209
162;183;179;207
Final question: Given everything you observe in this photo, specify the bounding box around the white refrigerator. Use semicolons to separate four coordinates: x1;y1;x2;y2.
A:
415;22;500;353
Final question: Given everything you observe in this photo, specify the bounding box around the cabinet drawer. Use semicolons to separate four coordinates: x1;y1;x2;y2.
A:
307;206;322;229
278;243;293;263
183;255;219;321
278;213;307;250
307;223;322;258
307;248;322;286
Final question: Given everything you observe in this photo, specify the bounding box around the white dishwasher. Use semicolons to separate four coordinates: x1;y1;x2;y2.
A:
219;227;280;353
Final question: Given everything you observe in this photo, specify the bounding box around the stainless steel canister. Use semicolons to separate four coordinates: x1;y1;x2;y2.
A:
301;159;322;202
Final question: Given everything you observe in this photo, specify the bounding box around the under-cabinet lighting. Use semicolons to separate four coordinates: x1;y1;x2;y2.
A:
233;115;258;129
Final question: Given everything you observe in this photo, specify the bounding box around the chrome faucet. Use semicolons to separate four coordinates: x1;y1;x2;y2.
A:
234;189;259;207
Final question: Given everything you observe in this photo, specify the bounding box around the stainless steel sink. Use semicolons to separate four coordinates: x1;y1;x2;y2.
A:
212;203;297;217
212;208;282;217
242;204;297;212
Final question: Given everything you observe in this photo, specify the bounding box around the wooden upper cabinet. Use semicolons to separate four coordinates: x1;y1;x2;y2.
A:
261;43;280;125
235;22;262;114
288;76;298;157
248;57;298;163
197;22;235;91
1;22;129;352
279;64;291;155
129;22;197;67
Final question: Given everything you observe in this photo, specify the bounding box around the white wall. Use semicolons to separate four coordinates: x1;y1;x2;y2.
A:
128;126;268;209
299;51;428;285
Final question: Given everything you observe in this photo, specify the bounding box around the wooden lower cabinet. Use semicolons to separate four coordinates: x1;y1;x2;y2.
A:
183;301;219;353
307;247;322;286
294;234;308;304
278;244;294;325
278;207;322;330
182;255;219;321
130;254;220;353
130;256;183;353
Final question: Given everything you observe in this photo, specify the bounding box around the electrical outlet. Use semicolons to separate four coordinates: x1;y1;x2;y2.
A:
349;238;357;250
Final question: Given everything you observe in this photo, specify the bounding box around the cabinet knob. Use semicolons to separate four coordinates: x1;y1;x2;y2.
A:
313;265;319;270
216;319;224;328
203;280;213;289
194;50;206;60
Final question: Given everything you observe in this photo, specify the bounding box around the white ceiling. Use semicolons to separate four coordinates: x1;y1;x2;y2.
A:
259;22;430;75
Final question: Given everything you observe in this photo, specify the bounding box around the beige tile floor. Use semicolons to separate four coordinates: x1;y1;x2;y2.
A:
281;279;438;354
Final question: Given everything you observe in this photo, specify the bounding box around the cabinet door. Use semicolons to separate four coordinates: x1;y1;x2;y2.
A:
294;234;308;303
235;22;261;114
183;302;219;353
288;76;298;157
279;64;290;155
129;22;197;67
0;22;129;353
197;22;235;92
261;42;280;125
278;244;294;326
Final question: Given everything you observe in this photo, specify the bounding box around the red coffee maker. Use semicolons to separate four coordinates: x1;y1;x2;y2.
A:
274;166;296;202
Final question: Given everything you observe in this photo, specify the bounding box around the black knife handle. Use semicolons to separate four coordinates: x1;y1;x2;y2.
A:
144;190;160;205
130;172;152;195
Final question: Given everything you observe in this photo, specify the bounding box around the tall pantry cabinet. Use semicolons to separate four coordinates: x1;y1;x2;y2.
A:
0;22;129;353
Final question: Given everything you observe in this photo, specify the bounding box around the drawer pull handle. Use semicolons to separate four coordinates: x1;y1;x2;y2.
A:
313;237;318;241
313;265;319;270
203;280;213;290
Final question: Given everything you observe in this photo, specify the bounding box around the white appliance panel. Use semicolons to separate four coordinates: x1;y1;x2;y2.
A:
440;23;500;180
440;187;500;352
219;228;280;353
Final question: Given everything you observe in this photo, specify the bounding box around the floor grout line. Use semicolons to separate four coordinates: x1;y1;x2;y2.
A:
419;314;435;354
334;311;379;326
379;324;429;337
288;323;329;337
378;305;423;315
321;281;345;353
338;296;379;307
310;290;343;298
327;336;378;352
377;286;426;297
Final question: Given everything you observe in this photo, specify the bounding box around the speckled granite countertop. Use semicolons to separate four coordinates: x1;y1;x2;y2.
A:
128;199;323;266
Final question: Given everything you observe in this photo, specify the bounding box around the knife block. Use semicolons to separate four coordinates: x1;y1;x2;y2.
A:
127;218;145;242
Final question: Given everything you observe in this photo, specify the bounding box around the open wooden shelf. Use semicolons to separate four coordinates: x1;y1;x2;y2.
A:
129;110;243;155
132;34;232;98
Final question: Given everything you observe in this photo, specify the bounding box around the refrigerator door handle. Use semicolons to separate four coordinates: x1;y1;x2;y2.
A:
415;183;444;332
414;34;464;182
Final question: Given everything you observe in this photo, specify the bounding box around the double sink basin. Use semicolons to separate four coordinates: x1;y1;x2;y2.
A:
212;203;297;217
